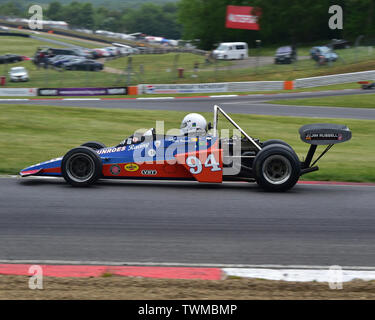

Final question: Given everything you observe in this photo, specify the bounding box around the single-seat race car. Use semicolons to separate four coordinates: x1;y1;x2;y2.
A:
20;105;352;191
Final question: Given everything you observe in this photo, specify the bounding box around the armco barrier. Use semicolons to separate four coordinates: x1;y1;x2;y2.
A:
139;83;228;94
38;87;127;96
295;70;375;88
138;70;375;94
227;81;284;92
0;88;37;96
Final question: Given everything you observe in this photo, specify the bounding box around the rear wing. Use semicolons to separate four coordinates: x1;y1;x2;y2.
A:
299;123;352;173
299;123;352;145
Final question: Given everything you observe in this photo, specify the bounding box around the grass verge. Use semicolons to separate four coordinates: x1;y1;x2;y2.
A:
0;275;374;299
268;93;375;108
0;104;373;182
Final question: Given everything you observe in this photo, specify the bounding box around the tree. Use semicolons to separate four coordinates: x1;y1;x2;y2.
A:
122;3;181;38
178;0;257;50
46;1;64;21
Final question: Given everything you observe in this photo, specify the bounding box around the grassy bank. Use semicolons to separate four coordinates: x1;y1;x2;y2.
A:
268;93;375;108
1;35;375;87
0;104;373;182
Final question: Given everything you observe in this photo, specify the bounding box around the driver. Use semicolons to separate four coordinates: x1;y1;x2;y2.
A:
180;113;207;136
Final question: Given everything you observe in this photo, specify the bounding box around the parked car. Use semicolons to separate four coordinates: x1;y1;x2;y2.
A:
94;48;110;57
326;39;351;50
48;55;78;67
62;59;104;71
103;47;119;56
274;46;297;64
9;66;29;82
0;54;23;64
45;48;81;57
310;46;338;63
213;42;248;60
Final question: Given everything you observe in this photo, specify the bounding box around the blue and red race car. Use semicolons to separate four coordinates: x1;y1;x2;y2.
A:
20;105;352;191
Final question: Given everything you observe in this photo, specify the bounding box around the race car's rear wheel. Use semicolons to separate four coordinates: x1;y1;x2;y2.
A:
81;141;106;150
253;144;300;192
62;147;102;186
261;139;293;150
261;139;298;158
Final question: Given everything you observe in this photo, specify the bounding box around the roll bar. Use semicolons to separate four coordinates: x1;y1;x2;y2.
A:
213;105;262;151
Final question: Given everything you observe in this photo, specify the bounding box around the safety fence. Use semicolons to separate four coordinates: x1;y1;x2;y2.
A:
1;69;374;96
295;70;375;88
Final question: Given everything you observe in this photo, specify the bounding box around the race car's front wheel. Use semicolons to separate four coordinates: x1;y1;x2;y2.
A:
253;144;300;192
81;141;106;150
62;147;102;186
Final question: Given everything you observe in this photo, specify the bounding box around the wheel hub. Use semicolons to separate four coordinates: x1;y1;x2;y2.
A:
262;155;292;185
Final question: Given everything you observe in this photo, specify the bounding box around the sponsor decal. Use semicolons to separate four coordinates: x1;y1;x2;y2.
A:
97;146;126;155
107;87;127;95
141;170;157;175
110;164;121;175
148;149;156;157
305;133;341;140
128;142;149;151
0;88;37;96
144;83;228;94
226;5;261;30
124;163;139;172
38;87;128;96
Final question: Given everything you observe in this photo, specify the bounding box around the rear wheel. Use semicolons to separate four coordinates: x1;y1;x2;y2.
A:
61;147;102;186
81;141;106;150
262;139;293;149
261;139;297;157
253;144;300;191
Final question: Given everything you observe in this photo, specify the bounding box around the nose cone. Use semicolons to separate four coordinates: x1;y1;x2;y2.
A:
19;168;43;177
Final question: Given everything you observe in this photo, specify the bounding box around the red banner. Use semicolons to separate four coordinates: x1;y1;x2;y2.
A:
225;5;260;30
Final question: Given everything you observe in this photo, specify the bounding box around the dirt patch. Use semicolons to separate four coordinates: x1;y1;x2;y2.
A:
0;275;374;300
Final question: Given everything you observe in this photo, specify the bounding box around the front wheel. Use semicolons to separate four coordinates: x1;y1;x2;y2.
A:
81;141;106;150
61;147;102;186
253;144;300;192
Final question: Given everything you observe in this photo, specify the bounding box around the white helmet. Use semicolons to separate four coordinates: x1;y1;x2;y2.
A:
180;113;207;135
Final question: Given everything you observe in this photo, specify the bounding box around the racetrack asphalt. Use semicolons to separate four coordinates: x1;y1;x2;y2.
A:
1;177;374;267
2;89;374;268
1;89;375;119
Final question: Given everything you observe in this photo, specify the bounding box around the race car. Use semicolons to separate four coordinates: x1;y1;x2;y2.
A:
20;105;352;191
358;81;375;89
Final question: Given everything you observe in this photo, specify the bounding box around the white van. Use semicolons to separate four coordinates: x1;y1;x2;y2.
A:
213;42;248;60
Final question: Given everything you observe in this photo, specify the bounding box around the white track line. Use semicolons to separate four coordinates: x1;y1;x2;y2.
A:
223;268;375;282
209;95;238;98
62;98;101;101
136;97;175;100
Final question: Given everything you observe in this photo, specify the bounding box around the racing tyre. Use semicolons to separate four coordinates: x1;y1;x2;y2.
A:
261;139;293;149
261;139;299;158
62;147;102;186
81;141;106;150
253;144;300;192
